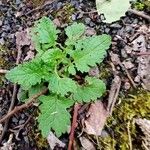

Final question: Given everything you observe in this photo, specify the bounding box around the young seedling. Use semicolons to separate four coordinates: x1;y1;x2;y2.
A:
6;17;111;137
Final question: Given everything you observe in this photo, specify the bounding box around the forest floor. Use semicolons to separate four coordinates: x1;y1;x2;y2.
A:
0;0;150;149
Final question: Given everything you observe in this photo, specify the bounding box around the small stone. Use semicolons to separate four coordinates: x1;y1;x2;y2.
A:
19;119;25;125
21;114;25;119
12;117;18;123
101;130;109;138
89;21;95;27
105;28;110;33
85;18;91;25
134;75;141;83
71;14;76;21
133;18;138;24
122;60;134;69
110;23;122;28
121;49;128;58
124;82;131;90
57;2;63;10
24;136;29;143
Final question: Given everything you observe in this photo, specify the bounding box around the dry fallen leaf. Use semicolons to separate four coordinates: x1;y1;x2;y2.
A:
24;51;35;61
84;101;109;136
47;131;65;150
135;118;150;149
79;136;96;150
15;29;31;50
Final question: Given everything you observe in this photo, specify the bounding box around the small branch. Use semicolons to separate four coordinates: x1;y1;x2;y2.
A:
0;49;22;143
68;103;80;150
25;0;56;16
107;75;121;114
127;121;132;150
136;52;150;56
0;69;8;74
128;9;150;21
119;63;137;88
0;88;48;124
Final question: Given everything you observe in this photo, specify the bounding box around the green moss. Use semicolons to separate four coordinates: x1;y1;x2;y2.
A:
99;64;112;79
99;90;150;150
53;3;75;24
132;0;150;11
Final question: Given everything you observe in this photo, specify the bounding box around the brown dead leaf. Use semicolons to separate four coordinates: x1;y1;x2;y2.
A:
84;101;109;136
79;136;96;150
135;118;150;149
85;28;96;36
24;51;35;61
47;132;65;149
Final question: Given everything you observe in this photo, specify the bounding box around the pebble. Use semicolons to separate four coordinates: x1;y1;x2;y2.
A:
124;82;131;90
110;23;122;29
85;18;91;25
24;136;29;144
71;14;76;21
19;119;25;125
101;130;109;138
21;113;25;119
12;117;18;123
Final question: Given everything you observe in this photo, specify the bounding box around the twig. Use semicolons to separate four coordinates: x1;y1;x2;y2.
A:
68;103;80;150
127;121;132;150
0;88;48;124
119;63;137;88
142;141;149;150
136;52;150;56
128;9;150;21
107;75;121;114
25;0;56;16
0;69;8;74
0;49;22;143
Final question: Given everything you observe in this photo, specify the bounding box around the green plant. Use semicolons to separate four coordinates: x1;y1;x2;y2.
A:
6;17;111;137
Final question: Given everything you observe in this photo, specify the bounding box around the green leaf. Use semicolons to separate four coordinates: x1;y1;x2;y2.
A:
28;84;47;98
31;17;59;53
65;22;85;45
68;64;76;75
48;74;77;96
96;0;130;23
41;48;63;63
6;59;50;90
73;77;106;102
70;34;111;73
17;88;28;102
38;95;74;137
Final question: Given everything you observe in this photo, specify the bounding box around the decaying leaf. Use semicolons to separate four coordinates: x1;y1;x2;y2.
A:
79;136;96;150
135;118;150;149
84;101;109;135
15;29;31;50
47;132;65;149
96;0;130;23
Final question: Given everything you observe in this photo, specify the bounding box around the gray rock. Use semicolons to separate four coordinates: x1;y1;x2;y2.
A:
12;117;18;123
85;18;91;25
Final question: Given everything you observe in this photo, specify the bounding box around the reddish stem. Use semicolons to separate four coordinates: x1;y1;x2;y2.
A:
68;103;80;150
